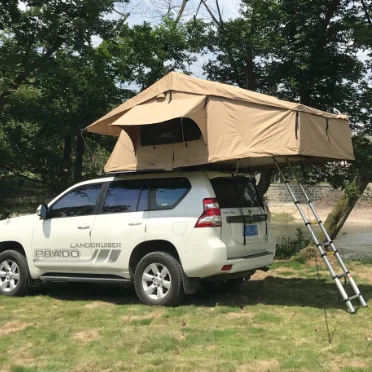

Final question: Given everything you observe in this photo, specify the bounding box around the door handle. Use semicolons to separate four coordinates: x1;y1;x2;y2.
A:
128;222;142;226
77;224;90;230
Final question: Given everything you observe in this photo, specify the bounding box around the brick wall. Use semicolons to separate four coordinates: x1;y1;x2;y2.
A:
265;184;333;203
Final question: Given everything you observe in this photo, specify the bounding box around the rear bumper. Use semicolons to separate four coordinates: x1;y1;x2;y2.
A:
180;230;276;278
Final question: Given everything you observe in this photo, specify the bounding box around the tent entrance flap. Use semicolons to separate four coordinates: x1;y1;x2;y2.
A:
110;93;208;144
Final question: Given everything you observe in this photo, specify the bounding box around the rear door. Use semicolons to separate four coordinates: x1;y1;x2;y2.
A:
89;179;149;273
209;175;268;259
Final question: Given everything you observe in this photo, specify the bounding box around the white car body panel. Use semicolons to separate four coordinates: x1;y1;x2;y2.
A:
0;171;276;282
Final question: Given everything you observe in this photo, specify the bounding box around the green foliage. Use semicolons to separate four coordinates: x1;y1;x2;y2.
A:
1;0;372;226
275;228;310;259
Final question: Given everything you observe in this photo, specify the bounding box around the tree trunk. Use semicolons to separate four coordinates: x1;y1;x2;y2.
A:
175;0;189;23
0;94;8;112
257;169;273;196
74;133;85;182
60;135;72;185
320;174;369;241
361;0;372;28
245;52;255;91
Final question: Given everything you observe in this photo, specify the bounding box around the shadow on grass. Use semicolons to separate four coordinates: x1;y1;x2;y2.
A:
30;275;372;312
188;276;372;312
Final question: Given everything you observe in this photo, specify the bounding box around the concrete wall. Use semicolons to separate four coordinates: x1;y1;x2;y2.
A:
265;184;332;203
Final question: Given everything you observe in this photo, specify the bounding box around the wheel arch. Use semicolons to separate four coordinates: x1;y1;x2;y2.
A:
129;240;199;295
0;241;27;257
129;240;180;279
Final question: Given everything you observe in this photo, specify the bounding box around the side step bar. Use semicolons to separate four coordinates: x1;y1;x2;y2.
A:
40;275;131;285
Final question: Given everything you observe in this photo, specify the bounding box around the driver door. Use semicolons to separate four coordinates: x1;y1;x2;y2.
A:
31;183;103;271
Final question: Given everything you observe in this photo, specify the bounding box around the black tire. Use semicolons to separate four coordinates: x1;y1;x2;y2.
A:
200;277;245;294
0;250;30;297
134;251;184;306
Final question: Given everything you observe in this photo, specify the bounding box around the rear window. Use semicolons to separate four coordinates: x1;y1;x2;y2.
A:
210;177;261;208
149;178;191;210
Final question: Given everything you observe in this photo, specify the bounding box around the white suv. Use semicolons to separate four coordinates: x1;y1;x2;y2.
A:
0;171;275;306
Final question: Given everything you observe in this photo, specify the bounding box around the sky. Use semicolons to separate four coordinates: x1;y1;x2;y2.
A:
90;0;243;79
121;0;241;26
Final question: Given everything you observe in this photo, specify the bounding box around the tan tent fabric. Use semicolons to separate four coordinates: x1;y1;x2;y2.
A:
86;72;354;173
111;93;208;142
111;93;206;126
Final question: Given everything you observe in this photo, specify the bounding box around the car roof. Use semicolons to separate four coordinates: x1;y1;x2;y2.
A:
74;170;255;187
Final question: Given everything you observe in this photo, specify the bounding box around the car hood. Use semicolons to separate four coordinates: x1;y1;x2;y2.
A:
0;214;38;231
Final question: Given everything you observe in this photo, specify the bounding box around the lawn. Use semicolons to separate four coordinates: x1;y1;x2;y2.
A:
1;259;372;372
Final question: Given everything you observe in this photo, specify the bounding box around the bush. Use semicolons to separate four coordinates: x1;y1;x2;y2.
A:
275;228;310;259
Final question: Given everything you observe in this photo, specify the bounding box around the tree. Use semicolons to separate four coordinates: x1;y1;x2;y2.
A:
102;17;202;90
201;0;285;194
0;0;129;217
272;0;372;241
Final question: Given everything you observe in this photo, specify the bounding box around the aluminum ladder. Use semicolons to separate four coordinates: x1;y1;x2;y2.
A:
273;158;367;313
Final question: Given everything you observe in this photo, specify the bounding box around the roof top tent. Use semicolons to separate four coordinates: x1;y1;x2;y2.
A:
85;72;367;313
86;71;354;173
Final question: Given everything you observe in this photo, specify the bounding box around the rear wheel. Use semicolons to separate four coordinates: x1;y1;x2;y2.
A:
134;251;184;306
0;250;30;297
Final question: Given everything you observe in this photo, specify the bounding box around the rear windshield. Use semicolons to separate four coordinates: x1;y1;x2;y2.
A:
210;177;261;208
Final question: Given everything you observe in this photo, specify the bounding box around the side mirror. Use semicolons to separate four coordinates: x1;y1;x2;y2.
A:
36;204;48;219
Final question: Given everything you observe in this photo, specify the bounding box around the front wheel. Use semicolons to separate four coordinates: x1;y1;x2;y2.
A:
0;250;30;297
134;251;184;306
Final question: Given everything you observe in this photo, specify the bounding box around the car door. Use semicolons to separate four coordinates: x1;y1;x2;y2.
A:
89;179;149;274
31;183;103;271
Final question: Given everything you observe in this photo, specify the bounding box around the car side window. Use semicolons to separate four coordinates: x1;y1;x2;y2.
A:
149;178;191;210
49;184;102;219
102;180;146;214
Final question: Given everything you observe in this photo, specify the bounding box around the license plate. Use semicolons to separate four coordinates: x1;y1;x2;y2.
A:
244;225;258;236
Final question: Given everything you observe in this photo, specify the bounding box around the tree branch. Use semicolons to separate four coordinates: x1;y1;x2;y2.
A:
201;0;220;24
361;0;372;28
175;0;189;23
0;165;48;185
201;0;243;87
0;38;64;112
113;8;131;22
215;0;223;23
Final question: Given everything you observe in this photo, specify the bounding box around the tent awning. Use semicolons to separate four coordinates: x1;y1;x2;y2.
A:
111;94;206;126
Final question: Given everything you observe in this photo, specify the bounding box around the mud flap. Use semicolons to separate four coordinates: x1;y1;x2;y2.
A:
181;268;199;294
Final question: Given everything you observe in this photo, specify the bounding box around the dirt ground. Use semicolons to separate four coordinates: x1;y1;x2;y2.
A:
270;201;372;224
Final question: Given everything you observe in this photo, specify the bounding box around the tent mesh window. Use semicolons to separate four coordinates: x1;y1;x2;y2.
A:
140;118;201;146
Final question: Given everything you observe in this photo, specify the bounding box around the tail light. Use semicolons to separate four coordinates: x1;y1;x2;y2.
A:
195;198;222;228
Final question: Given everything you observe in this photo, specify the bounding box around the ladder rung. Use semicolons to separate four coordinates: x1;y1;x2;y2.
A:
332;273;346;280
320;251;335;257
305;220;319;226
348;294;361;302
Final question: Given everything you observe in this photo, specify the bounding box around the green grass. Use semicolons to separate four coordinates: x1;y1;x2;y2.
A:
1;260;372;371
